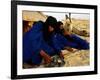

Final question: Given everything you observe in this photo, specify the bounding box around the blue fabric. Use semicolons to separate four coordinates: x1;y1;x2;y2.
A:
23;21;55;65
69;34;89;49
48;33;89;54
23;21;43;65
23;21;89;65
49;33;78;53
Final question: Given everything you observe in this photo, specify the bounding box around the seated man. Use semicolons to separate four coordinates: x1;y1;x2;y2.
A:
23;20;65;68
23;21;54;67
43;17;89;60
56;21;89;50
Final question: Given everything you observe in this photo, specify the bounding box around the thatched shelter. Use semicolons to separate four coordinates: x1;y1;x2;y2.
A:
22;11;47;22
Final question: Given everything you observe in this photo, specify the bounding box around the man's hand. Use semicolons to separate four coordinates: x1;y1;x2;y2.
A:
40;50;52;64
59;52;64;59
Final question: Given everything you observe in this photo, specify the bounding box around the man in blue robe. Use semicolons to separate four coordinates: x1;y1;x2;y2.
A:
43;17;89;56
23;21;55;66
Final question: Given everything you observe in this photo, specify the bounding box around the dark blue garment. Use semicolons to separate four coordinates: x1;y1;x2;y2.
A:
49;33;78;53
48;33;89;54
69;34;89;49
23;21;55;65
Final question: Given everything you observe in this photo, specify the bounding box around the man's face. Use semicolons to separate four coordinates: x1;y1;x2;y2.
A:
28;21;33;28
48;26;54;32
24;21;33;33
60;24;64;29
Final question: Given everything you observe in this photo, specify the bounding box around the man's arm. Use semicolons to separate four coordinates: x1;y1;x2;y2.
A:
40;50;52;64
